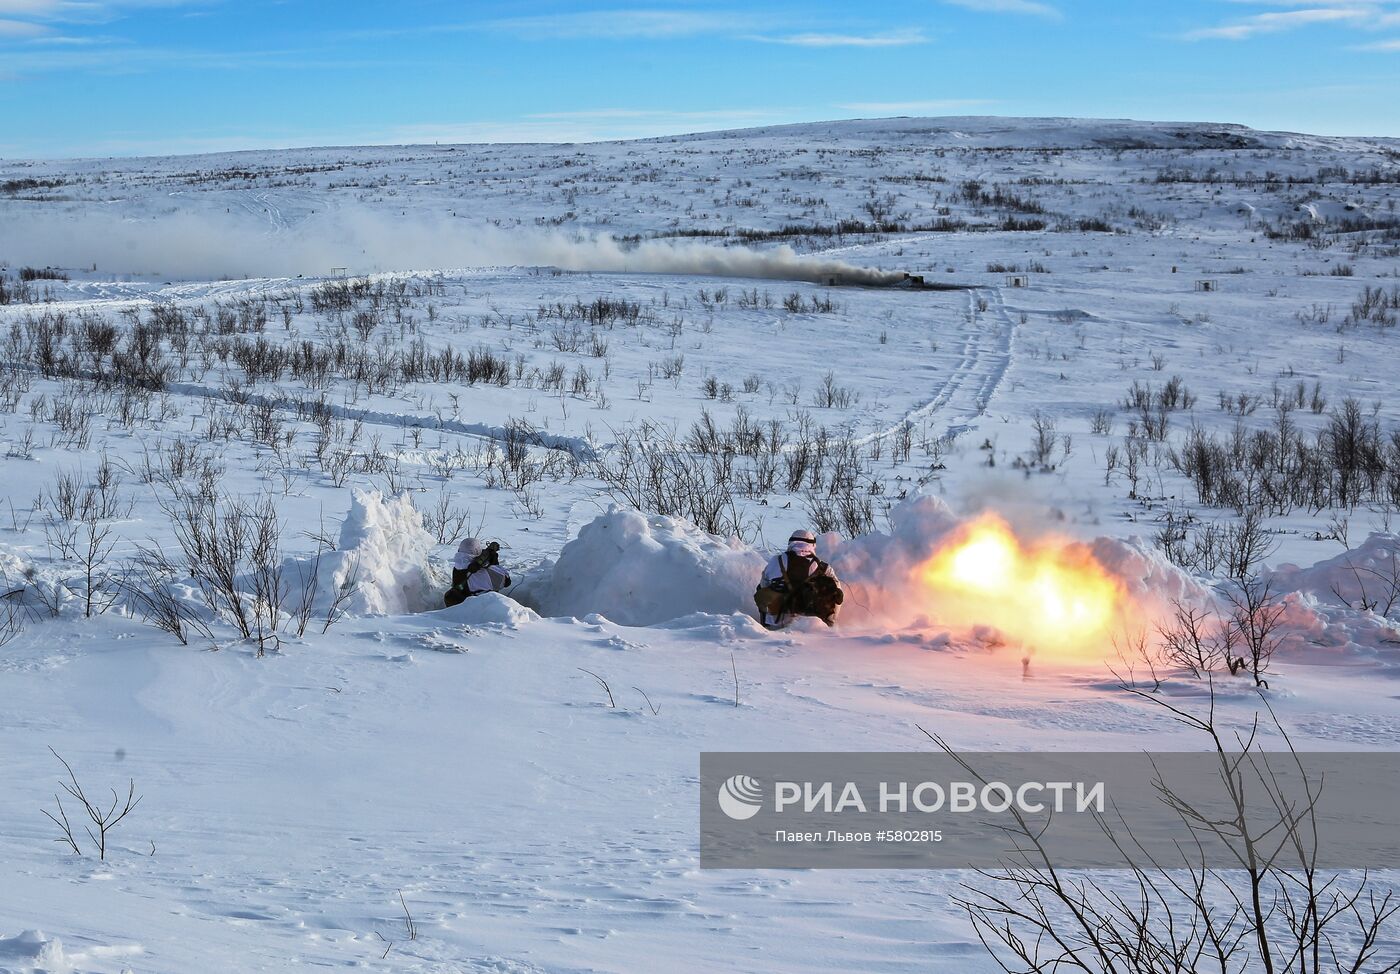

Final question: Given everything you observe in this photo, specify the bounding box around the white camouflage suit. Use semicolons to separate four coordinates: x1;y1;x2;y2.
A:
452;538;511;596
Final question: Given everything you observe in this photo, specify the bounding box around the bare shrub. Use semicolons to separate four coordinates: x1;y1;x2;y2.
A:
484;419;570;494
812;371;857;409
1222;509;1277;581
1155;598;1238;677
0;587;24;648
122;547;215;646
804;485;878;538
1330;539;1400;617
75;517;118;618
595;424;752;541
42;747;141;860
418;489;480;544
1222;574;1286;687
1028;411;1057;469
930;687;1400;974
160;491;289;653
321;558;359;634
1170;397;1400;516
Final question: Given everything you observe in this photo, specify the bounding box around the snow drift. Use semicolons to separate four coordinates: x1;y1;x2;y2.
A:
274;492;1397;667
514;507;765;626
0;929;137;974
311;488;440;616
1272;533;1400;612
439;591;540;628
1264;534;1400;665
513;497;1213;648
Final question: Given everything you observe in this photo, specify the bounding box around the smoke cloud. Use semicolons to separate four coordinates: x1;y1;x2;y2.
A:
0;205;906;286
826;494;1211;655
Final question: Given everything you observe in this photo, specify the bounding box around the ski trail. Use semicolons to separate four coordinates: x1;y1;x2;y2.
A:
257;192;284;233
853;286;1015;448
0;276;306;312
971;285;1016;417
0;360;595;459
230;190;286;233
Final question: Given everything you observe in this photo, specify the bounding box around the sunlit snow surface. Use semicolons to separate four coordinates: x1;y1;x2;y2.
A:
1;117;1399;972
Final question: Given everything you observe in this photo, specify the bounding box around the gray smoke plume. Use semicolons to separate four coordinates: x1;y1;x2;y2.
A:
0;205;906;285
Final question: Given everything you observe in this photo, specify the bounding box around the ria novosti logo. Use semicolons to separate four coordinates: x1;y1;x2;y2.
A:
716;774;764;820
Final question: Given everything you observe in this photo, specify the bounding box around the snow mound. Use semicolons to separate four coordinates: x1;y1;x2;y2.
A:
438;591;539;628
0;543;30;582
1273;534;1400;610
0;928;143;974
319;489;439;616
515;507;765;626
0;931;65;974
1264;535;1400;665
652;611;771;639
1088;535;1212;609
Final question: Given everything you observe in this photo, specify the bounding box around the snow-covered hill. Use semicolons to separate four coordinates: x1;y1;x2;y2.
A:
1;116;1399;972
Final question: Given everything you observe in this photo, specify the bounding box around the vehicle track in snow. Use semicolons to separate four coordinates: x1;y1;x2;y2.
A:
232;190;287;233
0;358;594;459
2;263;1011;468
854;285;1015;449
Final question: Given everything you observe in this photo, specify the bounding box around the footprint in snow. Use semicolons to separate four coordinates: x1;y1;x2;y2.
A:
408;630;473;653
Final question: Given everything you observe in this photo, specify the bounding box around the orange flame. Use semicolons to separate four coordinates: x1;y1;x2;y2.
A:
916;513;1128;659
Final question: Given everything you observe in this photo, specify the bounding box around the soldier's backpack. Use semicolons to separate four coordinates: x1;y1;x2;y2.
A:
785;552;844;624
755;552;841;621
754;553;812;619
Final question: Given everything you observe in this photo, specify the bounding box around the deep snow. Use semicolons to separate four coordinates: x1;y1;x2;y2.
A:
2;115;1400;972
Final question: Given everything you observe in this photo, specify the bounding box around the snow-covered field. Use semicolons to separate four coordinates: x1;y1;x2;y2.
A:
2;116;1400;971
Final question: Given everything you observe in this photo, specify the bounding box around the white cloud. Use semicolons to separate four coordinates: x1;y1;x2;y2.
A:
486;11;936;48
26;31;101;42
0;15;46;33
487;9;760;40
1355;34;1400;46
750;28;928;47
0;42;394;76
0;0;207;49
1185;6;1371;39
1183;2;1400;40
942;0;1062;19
0;1;80;11
0;0;200;16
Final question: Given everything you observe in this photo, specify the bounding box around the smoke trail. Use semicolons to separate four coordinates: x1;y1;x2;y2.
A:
529;235;907;287
0;205;906;285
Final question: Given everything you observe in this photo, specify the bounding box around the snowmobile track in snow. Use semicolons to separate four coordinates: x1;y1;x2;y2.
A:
0;359;596;459
854;285;1015;449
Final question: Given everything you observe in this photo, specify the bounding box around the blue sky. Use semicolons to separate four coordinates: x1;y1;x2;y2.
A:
1;0;1397;158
